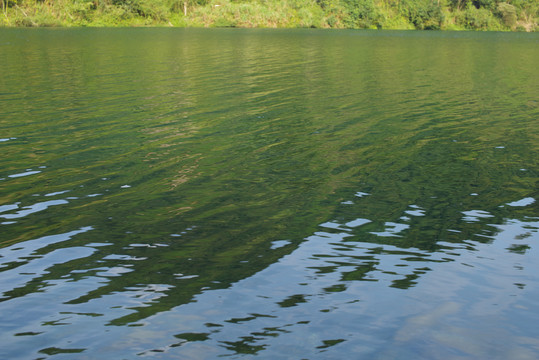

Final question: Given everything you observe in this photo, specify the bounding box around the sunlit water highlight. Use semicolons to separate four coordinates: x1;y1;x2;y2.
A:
1;28;538;359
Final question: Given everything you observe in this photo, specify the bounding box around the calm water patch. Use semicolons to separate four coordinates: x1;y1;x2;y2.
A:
0;28;538;359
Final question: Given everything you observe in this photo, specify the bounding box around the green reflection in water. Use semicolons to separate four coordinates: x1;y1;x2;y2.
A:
0;28;538;358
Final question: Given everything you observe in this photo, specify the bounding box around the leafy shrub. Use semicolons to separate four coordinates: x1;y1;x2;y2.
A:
514;0;539;32
497;2;516;28
455;2;501;29
341;0;379;28
471;0;497;11
69;0;94;22
111;0;168;20
400;0;444;29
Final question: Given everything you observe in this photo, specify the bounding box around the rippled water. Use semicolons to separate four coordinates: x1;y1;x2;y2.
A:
1;28;538;359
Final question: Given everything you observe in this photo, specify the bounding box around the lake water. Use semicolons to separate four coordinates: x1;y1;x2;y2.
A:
0;28;538;359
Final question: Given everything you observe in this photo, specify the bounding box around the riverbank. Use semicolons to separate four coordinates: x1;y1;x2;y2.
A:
1;0;537;31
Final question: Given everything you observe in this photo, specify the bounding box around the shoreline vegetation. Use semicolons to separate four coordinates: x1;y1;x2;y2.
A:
1;0;537;31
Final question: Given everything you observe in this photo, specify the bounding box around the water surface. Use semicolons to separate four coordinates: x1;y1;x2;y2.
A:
0;28;538;359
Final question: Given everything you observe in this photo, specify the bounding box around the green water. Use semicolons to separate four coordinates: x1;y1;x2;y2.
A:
0;28;538;359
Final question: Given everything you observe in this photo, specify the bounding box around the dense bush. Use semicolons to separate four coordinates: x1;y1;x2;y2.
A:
400;0;444;29
455;1;502;29
341;0;379;28
111;0;168;20
497;2;516;28
471;0;497;11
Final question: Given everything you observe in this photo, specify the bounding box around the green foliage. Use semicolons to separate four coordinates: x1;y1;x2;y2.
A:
400;0;444;29
516;0;539;31
111;0;169;21
471;0;498;11
0;0;536;30
186;0;327;28
497;2;516;28
454;1;503;29
341;0;379;28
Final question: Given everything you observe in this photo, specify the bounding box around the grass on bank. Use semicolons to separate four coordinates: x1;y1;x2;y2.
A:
1;0;537;31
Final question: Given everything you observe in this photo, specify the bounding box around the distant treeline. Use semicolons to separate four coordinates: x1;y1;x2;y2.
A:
1;0;537;31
